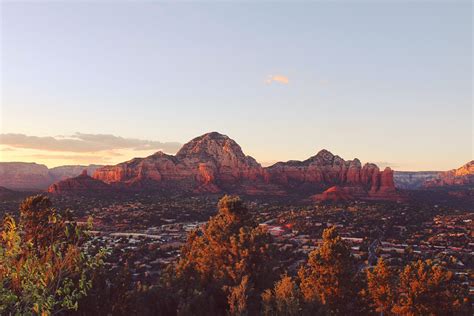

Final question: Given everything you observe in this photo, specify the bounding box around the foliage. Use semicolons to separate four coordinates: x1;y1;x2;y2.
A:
367;258;397;315
392;259;466;315
171;195;279;315
298;226;360;315
0;195;105;315
261;274;301;316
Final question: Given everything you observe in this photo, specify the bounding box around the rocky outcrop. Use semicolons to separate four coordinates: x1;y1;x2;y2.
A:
394;171;440;189
0;162;103;190
424;161;474;187
48;170;111;194
312;186;353;202
264;150;398;198
93;132;265;192
89;132;399;200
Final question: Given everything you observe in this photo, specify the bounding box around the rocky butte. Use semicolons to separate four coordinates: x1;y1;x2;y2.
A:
48;170;111;194
48;132;401;201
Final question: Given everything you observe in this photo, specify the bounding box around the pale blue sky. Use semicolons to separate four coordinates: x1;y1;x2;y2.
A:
1;1;472;170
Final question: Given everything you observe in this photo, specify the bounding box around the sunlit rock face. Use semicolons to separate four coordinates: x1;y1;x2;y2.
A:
93;132;265;192
424;161;474;187
264;150;397;196
88;131;401;200
312;185;353;202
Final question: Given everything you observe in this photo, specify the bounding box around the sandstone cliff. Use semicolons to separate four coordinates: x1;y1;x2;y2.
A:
394;171;440;189
0;162;52;190
93;132;265;192
265;149;398;199
90;132;399;200
423;161;474;187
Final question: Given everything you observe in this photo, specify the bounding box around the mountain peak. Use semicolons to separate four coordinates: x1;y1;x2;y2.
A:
176;132;244;160
315;149;334;158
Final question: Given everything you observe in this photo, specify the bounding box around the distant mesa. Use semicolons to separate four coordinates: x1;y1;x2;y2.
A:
394;171;440;190
0;162;103;190
423;161;474;188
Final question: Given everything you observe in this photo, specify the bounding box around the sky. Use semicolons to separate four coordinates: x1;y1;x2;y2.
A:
0;1;472;171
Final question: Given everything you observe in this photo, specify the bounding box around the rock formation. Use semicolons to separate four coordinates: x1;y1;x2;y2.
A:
423;161;474;187
93;132;265;192
394;171;440;189
264;150;398;199
49;165;103;182
0;162;103;190
0;162;52;190
48;170;111;194
312;186;353;202
89;132;399;200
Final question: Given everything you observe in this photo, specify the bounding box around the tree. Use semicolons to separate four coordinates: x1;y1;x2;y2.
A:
227;275;252;316
262;274;301;316
172;195;278;315
392;259;466;315
367;258;397;315
298;226;359;315
0;195;105;315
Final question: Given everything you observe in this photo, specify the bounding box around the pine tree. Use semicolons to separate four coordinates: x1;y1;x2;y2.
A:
228;275;252;316
262;274;301;316
392;259;466;315
298;226;359;315
173;195;278;315
367;258;397;315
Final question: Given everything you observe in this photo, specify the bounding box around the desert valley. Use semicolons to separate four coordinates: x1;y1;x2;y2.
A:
0;132;472;314
1;1;472;314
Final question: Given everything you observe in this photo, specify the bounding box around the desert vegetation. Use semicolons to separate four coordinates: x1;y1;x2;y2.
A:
0;195;470;315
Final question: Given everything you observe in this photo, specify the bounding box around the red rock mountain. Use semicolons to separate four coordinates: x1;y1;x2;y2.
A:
423;161;474;187
87;132;399;200
93;132;265;192
48;170;111;194
265;149;398;199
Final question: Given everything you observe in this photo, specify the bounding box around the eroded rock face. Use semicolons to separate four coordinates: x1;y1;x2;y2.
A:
424;161;474;187
264;150;396;196
312;186;353;202
87;132;399;200
394;171;440;190
93;132;265;192
48;170;111;194
0;162;52;190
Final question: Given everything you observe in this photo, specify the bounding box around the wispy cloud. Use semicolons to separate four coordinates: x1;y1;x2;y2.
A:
0;133;182;153
265;75;289;85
